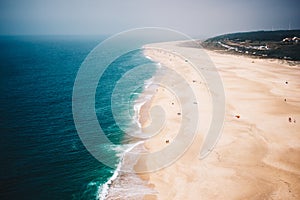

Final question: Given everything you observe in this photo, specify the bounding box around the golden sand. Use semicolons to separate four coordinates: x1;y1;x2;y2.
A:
135;41;300;200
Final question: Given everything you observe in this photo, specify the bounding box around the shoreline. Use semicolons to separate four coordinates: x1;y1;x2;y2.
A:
135;41;300;199
98;56;160;200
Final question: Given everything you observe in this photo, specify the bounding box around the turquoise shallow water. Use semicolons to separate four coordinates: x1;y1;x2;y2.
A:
0;36;155;199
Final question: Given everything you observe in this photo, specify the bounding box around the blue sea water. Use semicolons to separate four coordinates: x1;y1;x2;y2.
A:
0;36;155;199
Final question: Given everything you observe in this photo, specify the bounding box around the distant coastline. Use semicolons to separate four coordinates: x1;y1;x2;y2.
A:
201;30;300;62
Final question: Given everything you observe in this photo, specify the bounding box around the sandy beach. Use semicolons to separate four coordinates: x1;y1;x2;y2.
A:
136;41;300;200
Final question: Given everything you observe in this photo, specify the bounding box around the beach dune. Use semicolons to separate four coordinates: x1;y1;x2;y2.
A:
136;41;300;200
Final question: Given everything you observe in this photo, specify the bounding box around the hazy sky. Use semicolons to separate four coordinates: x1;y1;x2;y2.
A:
0;0;299;37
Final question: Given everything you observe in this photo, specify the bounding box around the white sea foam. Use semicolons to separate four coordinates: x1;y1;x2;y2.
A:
133;101;144;128
133;96;152;128
98;82;157;199
98;54;160;200
132;76;155;129
97;141;144;200
156;62;162;69
144;76;154;89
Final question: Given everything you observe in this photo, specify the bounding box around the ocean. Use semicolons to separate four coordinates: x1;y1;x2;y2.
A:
0;36;156;199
